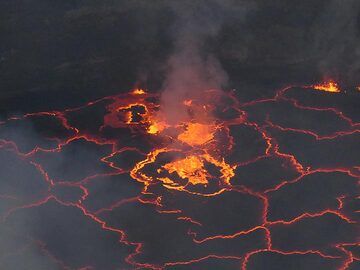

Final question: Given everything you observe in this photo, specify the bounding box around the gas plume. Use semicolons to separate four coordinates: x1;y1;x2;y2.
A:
158;1;248;124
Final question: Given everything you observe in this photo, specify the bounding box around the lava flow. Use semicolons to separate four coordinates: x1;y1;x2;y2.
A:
127;89;236;196
313;80;341;93
0;83;359;270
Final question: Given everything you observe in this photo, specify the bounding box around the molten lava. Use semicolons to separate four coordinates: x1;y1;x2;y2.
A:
177;123;216;146
0;82;358;269
163;155;209;185
313;80;341;93
132;88;146;95
147;119;168;134
116;89;239;195
131;147;235;195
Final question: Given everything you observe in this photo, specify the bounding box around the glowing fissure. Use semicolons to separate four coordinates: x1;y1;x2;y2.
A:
0;81;358;269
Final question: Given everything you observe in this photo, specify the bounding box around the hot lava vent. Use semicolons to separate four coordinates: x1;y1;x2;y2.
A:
106;88;238;196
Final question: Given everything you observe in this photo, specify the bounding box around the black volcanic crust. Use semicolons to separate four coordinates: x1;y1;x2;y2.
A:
1;1;359;114
0;83;359;269
0;1;359;270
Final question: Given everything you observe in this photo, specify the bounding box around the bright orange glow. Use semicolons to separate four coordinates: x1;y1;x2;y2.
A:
313;80;340;93
163;155;209;185
146;114;169;134
7;83;358;268
132;88;146;95
131;148;235;194
178;123;216;146
106;88;236;195
115;103;147;125
124;111;132;124
147;124;160;134
147;120;168;134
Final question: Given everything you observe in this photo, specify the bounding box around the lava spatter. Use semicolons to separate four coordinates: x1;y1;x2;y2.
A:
313;80;341;93
131;148;235;195
0;81;358;269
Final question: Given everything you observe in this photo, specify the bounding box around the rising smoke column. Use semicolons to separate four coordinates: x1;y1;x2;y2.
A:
159;1;249;124
311;0;360;89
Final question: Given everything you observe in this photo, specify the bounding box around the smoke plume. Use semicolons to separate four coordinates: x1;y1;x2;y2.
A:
159;1;249;124
312;0;360;88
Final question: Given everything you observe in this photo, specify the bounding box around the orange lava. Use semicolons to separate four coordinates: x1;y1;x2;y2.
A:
112;89;238;195
313;81;341;93
131;148;235;194
147;118;168;134
163;155;209;185
116;103;147;124
178;123;216;146
1;81;359;269
132;88;146;95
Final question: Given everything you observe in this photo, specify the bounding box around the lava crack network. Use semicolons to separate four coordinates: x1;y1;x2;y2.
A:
0;83;359;270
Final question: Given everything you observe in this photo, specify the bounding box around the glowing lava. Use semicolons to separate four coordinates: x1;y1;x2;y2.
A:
147;118;169;134
178;123;216;146
131;88;146;95
0;82;358;269
131;148;235;194
313;80;341;93
162;155;209;185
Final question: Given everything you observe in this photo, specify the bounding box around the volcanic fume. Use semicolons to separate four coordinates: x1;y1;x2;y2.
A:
0;1;359;269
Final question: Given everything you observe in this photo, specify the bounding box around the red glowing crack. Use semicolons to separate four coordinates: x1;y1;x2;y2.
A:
0;83;358;269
